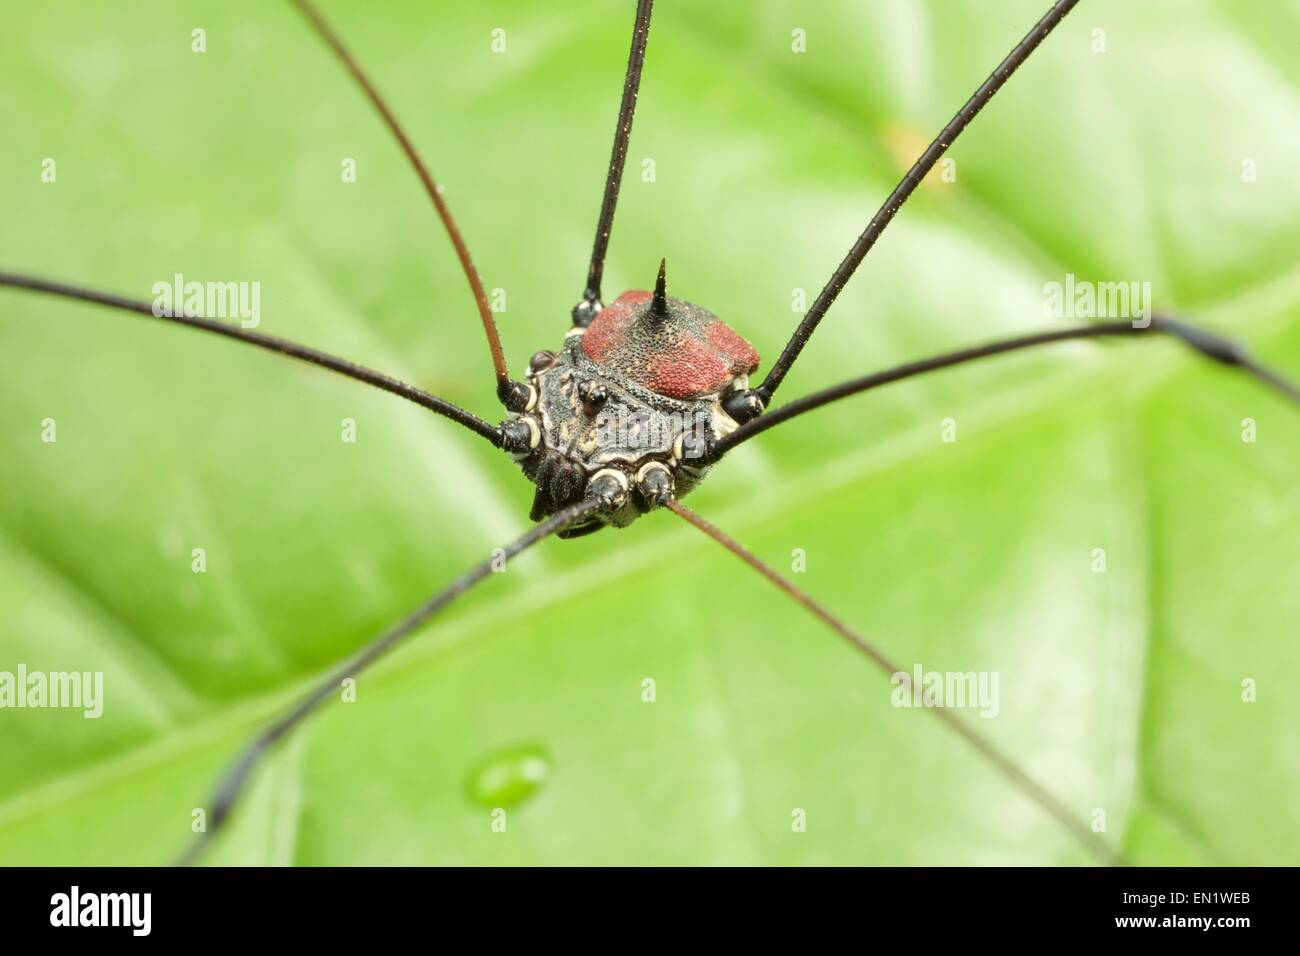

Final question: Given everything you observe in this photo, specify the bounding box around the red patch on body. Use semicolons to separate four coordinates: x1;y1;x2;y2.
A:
581;291;648;365
703;320;760;378
582;289;760;399
647;338;731;398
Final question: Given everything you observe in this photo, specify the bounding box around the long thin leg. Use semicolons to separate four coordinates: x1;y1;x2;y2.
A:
0;271;503;446
711;316;1300;460
290;0;525;407
754;0;1081;406
665;499;1125;866
176;497;603;866
572;0;656;327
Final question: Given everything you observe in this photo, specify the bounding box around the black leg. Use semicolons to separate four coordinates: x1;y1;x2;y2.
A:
711;316;1300;460
175;497;603;865
752;0;1082;408
572;0;656;327
0;271;504;446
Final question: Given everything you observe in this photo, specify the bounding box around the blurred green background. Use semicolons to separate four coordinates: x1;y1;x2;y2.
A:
0;0;1297;865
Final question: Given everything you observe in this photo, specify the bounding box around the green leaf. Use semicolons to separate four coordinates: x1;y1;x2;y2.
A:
0;0;1296;865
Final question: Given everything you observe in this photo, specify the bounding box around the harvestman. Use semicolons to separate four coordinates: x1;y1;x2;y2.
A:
2;0;1296;865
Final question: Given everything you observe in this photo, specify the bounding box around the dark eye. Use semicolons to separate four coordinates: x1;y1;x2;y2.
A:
578;380;608;417
529;350;557;374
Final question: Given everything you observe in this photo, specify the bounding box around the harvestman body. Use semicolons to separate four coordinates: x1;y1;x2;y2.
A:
2;0;1297;865
507;263;760;535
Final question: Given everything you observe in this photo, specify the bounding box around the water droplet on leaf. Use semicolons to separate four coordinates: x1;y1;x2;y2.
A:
467;744;552;808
